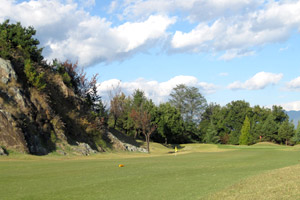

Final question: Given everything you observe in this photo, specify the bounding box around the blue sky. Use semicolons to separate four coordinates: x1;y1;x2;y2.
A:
1;0;300;110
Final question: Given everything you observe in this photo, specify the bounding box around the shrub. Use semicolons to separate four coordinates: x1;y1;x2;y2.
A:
24;59;46;91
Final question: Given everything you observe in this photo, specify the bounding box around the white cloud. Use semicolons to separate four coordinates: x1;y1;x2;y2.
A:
1;0;300;65
0;0;175;66
219;49;255;60
97;76;217;104
169;0;300;59
286;76;300;91
228;72;283;90
120;0;261;22
279;101;300;111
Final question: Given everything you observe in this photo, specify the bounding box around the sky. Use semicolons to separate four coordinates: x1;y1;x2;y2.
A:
1;0;300;110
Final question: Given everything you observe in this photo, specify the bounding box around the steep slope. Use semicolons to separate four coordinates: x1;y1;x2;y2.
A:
0;57;101;155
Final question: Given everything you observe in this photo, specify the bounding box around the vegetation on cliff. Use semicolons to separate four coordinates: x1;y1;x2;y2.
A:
0;20;108;155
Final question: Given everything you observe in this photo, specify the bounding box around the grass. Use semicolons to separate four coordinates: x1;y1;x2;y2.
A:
1;143;300;200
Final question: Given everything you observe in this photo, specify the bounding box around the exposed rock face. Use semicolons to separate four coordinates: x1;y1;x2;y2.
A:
0;57;143;155
72;142;97;156
0;147;7;156
0;58;52;154
105;129;147;153
0;110;28;153
0;58;16;84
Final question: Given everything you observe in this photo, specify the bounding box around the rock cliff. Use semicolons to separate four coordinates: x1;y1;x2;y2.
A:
0;58;145;155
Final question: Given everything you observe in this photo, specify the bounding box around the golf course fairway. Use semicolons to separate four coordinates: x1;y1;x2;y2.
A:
1;143;300;200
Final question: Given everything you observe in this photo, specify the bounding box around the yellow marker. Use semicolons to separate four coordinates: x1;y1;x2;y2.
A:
118;164;124;167
175;146;178;153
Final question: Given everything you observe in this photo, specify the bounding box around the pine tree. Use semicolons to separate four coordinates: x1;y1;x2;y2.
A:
278;120;295;145
292;121;300;144
239;116;251;145
204;121;219;144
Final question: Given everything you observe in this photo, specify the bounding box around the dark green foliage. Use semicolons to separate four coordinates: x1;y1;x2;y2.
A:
239;116;251;145
155;103;185;144
261;115;279;142
0;20;43;62
204;121;219;144
292;121;300;144
24;59;46;90
278;120;295;145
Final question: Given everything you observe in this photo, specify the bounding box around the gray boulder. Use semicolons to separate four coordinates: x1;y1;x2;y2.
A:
0;58;17;84
0;147;7;156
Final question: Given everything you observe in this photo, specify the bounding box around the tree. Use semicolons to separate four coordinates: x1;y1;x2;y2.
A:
130;106;157;153
155;103;185;144
278;120;295;145
225;100;251;144
261;115;278;142
204;121;219;144
110;93;126;128
239;116;251;145
169;84;207;124
292;121;300;144
0;20;43;62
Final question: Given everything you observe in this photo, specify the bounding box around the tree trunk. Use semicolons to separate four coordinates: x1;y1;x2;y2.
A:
134;129;138;139
145;134;150;153
286;139;288;146
113;117;117;128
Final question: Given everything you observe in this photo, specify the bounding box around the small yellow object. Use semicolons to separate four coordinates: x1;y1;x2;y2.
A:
175;146;178;153
118;164;124;167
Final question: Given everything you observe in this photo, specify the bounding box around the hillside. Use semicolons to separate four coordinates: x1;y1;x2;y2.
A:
0;21;145;155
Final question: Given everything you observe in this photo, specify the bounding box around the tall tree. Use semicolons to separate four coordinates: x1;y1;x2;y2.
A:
110;93;126;128
239;116;251;145
261;115;279;142
278;120;295;145
292;121;300;144
225;100;251;144
155;103;185;144
169;84;207;124
130;106;156;153
204;121;219;144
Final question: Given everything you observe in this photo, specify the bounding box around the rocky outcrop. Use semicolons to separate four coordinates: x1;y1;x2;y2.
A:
0;110;28;153
0;58;54;154
0;58;16;84
105;129;147;153
71;142;97;156
0;57;144;156
0;147;7;156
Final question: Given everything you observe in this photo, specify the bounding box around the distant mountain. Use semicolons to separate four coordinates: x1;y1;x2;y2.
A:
286;111;300;127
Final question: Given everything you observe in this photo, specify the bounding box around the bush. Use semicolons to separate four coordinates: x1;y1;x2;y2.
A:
24;59;46;90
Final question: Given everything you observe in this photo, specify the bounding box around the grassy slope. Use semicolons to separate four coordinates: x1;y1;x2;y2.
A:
1;143;300;200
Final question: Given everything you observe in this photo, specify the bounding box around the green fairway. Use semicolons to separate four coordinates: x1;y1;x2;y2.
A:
1;143;300;200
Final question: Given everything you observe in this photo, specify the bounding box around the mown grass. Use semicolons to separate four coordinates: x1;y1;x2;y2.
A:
1;143;300;200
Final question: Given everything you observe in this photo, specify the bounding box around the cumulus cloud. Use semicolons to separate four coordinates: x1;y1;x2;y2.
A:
97;75;217;104
0;0;175;66
279;101;300;111
228;72;283;90
169;0;300;59
1;0;300;64
286;76;300;91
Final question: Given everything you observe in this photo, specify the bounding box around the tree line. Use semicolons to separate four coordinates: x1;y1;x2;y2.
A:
107;85;300;146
